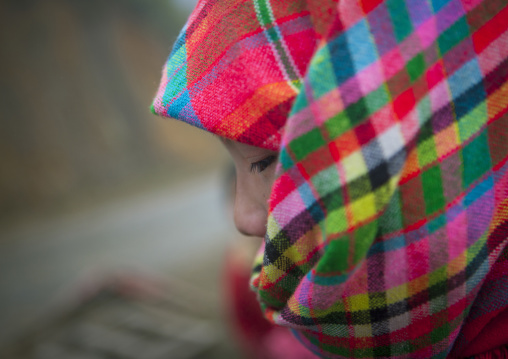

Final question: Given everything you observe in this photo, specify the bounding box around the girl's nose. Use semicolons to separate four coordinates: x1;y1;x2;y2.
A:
233;180;268;238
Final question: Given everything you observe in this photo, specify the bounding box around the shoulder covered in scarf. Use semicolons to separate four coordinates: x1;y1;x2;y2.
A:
152;0;508;358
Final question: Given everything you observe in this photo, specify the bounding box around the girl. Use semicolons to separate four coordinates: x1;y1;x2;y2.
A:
152;0;508;357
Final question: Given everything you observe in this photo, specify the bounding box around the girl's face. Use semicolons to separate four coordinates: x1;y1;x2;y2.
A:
221;139;278;238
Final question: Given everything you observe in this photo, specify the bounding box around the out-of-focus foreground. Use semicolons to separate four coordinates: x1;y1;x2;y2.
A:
0;0;242;357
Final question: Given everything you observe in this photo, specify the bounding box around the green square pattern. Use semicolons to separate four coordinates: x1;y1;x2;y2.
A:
266;26;280;42
438;16;469;55
462;131;492;188
391;342;411;356
323;341;350;357
386;0;413;42
348;175;373;201
418;117;434;142
325;208;348;235
466;231;487;263
317;236;349;273
291;86;309;114
278;271;300;293
458;102;487;142
322;188;343;212
428;278;447;300
422;165;446;215
353;348;374;358
346;97;368;127
373;345;391;358
428;213;446;233
324;207;347;235
378;190;404;235
164;60;188;102
417;96;432;126
364;84;390;115
418;136;438;168
354;222;377;263
429;266;447;287
259;290;284;308
312;166;341;200
290;128;326;161
429;292;448;314
431;322;450;344
279;147;295;170
309;47;338;99
325;111;351;139
407;53;425;82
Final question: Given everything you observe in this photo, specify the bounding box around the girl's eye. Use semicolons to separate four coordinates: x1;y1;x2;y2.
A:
250;155;277;173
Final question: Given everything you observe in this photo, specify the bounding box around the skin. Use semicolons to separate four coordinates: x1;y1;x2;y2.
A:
221;139;278;238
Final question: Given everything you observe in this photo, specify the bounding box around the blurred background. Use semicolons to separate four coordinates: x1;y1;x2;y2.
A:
0;0;252;357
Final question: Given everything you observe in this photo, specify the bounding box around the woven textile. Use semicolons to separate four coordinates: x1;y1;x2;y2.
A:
153;0;508;358
152;0;336;150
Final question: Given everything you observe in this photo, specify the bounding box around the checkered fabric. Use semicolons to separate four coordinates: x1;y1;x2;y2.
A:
152;0;336;150
153;0;508;358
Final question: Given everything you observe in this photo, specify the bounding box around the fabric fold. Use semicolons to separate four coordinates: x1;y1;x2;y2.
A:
153;0;508;357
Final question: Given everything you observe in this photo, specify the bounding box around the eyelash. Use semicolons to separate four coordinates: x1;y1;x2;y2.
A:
250;155;276;173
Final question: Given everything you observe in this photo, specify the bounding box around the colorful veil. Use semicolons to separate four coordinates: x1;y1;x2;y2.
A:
152;0;508;357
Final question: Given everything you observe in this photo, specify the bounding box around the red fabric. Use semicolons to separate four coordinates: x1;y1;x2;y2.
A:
223;248;319;359
223;249;273;349
470;346;508;359
459;309;508;357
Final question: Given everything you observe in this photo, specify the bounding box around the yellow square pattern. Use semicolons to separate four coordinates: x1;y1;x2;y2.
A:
326;207;348;234
417;136;437;168
350;193;376;225
265;264;287;283
386;284;408;305
287;295;307;315
283;245;304;264
342;151;368;182
458;102;487;142
354;324;373;338
386;283;408;304
266;215;281;238
349;293;370;311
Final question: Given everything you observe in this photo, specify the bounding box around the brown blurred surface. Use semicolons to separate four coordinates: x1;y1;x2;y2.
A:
0;0;245;357
0;0;226;225
1;258;241;359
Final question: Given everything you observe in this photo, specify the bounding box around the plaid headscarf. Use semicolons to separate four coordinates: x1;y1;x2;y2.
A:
152;0;508;358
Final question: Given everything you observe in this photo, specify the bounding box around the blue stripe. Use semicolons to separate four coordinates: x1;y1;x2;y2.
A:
346;19;378;72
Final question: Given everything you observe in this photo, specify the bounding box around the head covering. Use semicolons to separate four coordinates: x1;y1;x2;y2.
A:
153;0;508;358
152;0;337;150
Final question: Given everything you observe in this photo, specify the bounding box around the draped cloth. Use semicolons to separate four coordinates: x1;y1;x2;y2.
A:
152;0;508;357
